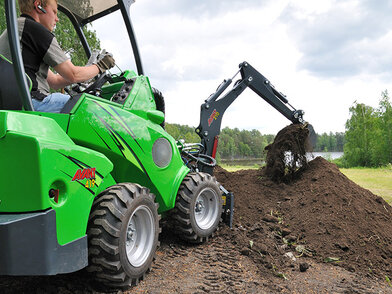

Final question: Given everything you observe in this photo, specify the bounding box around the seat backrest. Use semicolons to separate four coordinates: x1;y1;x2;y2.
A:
0;55;31;110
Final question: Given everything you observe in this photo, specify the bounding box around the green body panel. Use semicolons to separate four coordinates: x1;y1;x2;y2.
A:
123;75;155;110
31;112;70;132
67;86;189;212
0;111;115;245
100;82;123;100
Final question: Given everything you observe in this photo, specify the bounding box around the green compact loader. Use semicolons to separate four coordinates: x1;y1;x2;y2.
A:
0;0;225;288
0;0;311;290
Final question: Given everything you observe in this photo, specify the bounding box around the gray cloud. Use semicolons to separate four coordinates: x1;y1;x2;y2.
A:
281;0;392;79
134;0;269;18
132;1;263;91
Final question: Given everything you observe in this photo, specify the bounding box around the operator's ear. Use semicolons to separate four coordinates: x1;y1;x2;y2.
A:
34;1;47;14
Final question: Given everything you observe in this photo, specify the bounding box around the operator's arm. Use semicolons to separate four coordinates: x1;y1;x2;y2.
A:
48;60;99;90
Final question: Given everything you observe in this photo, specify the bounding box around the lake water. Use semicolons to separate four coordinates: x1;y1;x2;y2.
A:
307;152;344;160
221;152;344;166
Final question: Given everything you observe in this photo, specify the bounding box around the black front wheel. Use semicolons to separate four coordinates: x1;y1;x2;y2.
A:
87;183;160;289
173;172;223;243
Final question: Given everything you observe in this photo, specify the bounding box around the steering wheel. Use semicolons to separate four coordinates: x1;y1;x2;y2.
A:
82;72;110;95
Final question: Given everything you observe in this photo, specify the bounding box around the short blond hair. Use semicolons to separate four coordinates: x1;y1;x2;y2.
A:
18;0;58;14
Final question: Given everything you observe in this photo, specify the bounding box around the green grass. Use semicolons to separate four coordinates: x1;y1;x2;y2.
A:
340;167;392;204
219;163;392;204
219;164;260;172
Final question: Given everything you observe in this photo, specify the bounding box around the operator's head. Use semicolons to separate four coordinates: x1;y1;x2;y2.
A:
18;0;59;32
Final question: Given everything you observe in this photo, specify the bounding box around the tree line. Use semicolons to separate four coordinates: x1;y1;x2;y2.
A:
166;123;345;161
313;132;344;152
166;123;274;160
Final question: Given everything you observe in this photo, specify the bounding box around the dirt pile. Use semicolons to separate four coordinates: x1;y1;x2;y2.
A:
214;157;392;279
264;123;310;182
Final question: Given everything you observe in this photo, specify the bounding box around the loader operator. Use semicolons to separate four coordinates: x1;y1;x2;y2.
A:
0;0;115;113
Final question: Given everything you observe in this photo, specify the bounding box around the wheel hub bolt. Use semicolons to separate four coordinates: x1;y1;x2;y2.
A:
196;201;204;212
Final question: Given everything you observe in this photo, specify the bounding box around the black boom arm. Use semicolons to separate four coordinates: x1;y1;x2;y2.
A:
195;61;305;171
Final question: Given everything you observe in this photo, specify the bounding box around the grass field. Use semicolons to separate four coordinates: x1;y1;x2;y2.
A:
220;164;392;204
340;167;392;204
220;164;261;172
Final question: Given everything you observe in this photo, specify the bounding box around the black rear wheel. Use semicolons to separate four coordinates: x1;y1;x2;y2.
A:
172;172;222;243
87;183;160;289
152;87;165;128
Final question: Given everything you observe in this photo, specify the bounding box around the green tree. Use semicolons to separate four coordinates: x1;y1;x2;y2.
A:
165;123;199;142
0;4;5;33
316;133;330;152
344;102;377;166
249;129;267;158
372;90;392;165
54;11;100;66
328;132;337;151
165;123;180;140
238;142;251;157
335;132;345;151
314;132;344;152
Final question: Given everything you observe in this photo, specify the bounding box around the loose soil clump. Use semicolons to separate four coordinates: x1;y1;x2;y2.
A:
264;123;310;182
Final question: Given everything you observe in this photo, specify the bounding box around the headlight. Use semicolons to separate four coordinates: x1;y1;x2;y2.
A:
152;138;172;168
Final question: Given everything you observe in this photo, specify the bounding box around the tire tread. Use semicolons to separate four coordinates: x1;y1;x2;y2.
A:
87;183;159;289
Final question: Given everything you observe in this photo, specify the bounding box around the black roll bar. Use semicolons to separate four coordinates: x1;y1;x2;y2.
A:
58;5;91;59
5;0;34;111
118;1;144;76
58;0;144;76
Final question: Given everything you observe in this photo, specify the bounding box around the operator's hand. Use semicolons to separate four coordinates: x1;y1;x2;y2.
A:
86;50;99;66
95;50;115;73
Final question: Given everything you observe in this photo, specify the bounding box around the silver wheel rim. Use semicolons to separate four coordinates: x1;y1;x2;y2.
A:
194;187;219;230
126;205;155;267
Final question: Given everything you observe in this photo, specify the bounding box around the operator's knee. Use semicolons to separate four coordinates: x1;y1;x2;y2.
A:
32;93;70;113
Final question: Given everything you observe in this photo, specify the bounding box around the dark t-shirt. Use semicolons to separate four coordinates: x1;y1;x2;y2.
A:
0;14;68;100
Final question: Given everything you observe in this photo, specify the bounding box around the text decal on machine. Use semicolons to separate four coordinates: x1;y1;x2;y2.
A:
208;109;220;126
72;167;96;188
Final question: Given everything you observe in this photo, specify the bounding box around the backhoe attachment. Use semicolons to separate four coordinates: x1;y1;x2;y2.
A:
196;61;314;174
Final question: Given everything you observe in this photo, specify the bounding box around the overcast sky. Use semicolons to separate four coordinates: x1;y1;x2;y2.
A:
93;0;392;135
